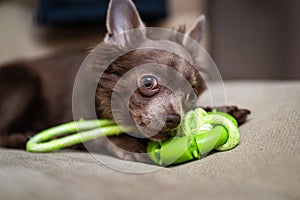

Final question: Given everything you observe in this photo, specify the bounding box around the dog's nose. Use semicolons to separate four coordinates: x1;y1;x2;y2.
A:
165;114;181;129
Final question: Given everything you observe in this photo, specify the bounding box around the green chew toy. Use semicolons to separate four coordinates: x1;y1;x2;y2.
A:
147;108;239;165
26;108;240;165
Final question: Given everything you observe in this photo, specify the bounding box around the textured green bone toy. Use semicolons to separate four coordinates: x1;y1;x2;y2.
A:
26;108;240;165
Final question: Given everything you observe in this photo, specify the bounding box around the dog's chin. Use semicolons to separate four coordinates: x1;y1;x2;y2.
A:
139;127;178;141
148;130;170;141
136;121;180;141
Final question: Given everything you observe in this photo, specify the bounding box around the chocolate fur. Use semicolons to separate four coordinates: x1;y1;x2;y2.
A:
0;0;250;162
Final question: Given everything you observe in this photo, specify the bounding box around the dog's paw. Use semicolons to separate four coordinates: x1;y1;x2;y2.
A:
227;106;251;125
203;106;251;126
7;132;33;149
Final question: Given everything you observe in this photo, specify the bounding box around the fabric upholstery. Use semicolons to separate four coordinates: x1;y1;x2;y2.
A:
0;81;299;200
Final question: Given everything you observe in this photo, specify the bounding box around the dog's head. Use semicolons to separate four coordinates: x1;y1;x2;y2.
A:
95;0;207;141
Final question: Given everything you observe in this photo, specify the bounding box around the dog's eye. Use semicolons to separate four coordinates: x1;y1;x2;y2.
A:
185;90;197;105
141;75;158;90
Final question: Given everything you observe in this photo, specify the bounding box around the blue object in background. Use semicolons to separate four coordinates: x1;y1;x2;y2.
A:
37;0;167;25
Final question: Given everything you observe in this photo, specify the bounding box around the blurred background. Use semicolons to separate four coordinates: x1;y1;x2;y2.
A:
0;0;299;79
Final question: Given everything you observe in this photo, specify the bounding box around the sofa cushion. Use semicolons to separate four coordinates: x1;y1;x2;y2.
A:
0;81;299;200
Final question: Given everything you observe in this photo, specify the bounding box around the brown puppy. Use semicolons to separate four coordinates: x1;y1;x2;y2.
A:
0;0;249;162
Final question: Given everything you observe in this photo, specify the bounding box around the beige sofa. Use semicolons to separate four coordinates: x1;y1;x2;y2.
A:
1;81;299;200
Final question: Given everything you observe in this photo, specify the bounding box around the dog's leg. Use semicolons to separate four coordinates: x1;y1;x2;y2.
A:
0;65;38;148
64;134;152;163
202;106;251;126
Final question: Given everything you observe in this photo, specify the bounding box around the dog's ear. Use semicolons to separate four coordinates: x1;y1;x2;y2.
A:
105;0;145;47
183;15;206;52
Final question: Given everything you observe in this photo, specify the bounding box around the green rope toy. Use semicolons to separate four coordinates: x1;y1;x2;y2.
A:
26;108;240;165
